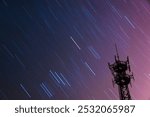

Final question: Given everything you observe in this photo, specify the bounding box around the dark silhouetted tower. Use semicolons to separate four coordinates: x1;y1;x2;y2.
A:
108;45;134;100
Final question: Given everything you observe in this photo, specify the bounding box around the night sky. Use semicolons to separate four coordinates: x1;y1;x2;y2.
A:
0;0;150;100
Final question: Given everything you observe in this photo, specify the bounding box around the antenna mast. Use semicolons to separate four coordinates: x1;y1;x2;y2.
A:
115;43;119;60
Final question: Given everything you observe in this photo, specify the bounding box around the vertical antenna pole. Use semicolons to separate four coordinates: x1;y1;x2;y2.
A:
115;43;119;60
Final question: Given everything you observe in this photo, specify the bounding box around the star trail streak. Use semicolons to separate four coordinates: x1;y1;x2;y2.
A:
70;36;81;50
20;84;31;98
40;83;53;98
0;0;150;99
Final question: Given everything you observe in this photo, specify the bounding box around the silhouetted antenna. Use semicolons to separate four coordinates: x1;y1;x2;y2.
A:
115;43;119;60
108;45;134;100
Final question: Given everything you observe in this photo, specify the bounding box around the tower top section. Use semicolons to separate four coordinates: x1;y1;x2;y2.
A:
108;45;134;100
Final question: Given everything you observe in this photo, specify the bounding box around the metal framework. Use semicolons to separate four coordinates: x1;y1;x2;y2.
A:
108;46;134;100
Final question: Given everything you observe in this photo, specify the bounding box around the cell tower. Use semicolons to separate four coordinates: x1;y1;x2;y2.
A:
108;45;134;100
